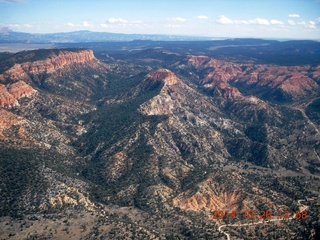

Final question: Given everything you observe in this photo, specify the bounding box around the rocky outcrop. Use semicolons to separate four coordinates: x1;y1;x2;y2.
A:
0;49;108;99
47;187;95;211
236;65;319;97
145;69;179;86
0;84;18;108
0;81;36;108
139;69;193;115
185;55;221;69
0;50;96;81
173;190;242;212
183;55;320;100
8;80;37;99
214;83;243;100
173;176;247;213
130;69;180;101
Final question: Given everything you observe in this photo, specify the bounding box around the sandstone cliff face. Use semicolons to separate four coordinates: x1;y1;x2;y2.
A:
0;81;36;108
0;49;106;151
185;55;221;69
1;46;319;239
8;80;37;99
145;68;179;86
236;65;319;97
173;186;243;213
0;50;96;81
214;83;243;100
0;84;18;108
139;69;182;115
183;55;320;99
0;49;108;103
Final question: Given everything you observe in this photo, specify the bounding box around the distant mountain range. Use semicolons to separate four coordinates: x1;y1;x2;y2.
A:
0;28;215;43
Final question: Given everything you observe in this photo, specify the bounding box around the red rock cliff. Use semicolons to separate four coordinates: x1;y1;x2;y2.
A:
0;81;36;108
0;50;96;81
185;55;320;99
146;69;179;86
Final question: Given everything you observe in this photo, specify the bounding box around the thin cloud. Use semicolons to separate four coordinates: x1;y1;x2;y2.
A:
307;21;316;29
288;14;300;18
196;16;209;20
100;19;145;30
307;24;316;29
65;22;77;27
288;20;296;25
65;21;94;28
216;15;233;24
168;17;187;22
165;24;182;28
7;23;20;28
297;21;317;29
131;20;143;24
82;21;93;28
270;20;284;25
106;18;143;25
23;24;32;28
254;18;270;25
216;15;270;25
100;23;108;28
107;18;128;24
1;23;33;31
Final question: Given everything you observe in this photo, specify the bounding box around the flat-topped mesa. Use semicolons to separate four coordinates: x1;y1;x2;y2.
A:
0;50;97;81
146;69;179;86
21;50;96;75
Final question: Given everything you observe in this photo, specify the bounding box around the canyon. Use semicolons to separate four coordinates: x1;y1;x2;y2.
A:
0;44;319;239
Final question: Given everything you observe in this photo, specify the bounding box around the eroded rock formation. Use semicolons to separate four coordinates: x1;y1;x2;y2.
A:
0;81;36;108
183;55;320;99
0;50;96;81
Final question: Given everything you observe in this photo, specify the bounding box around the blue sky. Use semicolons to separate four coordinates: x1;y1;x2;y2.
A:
0;0;319;39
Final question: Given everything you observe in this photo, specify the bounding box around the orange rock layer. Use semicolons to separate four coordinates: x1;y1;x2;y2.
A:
0;81;36;108
185;55;320;98
146;69;179;86
0;50;96;81
173;191;243;212
173;178;245;213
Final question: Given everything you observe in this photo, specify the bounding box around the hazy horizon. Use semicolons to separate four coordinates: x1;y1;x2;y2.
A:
1;0;319;40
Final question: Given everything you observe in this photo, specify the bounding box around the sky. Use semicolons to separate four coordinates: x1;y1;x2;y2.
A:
0;0;320;39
